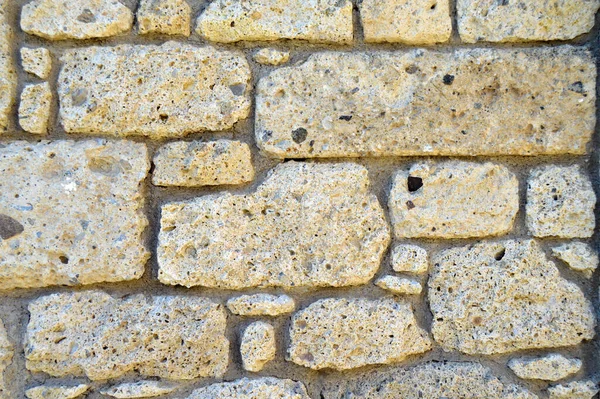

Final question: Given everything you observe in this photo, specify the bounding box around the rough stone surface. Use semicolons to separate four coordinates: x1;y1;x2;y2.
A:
256;47;595;158
288;297;431;370
20;47;52;79
429;239;596;355
254;48;290;66
227;294;295;316
158;162;390;289
25;384;89;399
58;42;251;138
18;82;52;134
552;242;599;278
196;0;353;44
0;1;16;130
375;275;422;295
152;140;254;187
508;354;582;381
0;320;11;399
20;0;133;40
0;140;149;289
389;161;518;238
359;0;451;44
241;321;276;372
137;0;191;36
186;378;310;399
100;381;176;398
457;0;600;43
391;244;429;274
25;291;228;380
548;381;599;399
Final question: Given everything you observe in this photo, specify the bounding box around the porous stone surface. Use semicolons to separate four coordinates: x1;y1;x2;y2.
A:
375;275;422;295
256;47;595;158
58;42;251;138
20;47;52;79
254;48;290;66
227;294;295;316
389;161;518;238
20;0;133;40
25;384;89;399
429;240;596;355
359;0;451;44
241;321;276;372
18;82;52;134
552;242;599;278
100;381;176;398
457;0;600;43
152;140;254;187
196;0;353;44
0;140;149;289
158;162;390;289
0;320;11;399
25;291;229;380
508;354;582;381
137;0;191;36
288;297;431;370
548;381;599;399
186;378;310;399
526;165;596;238
391;244;429;274
0;0;16;130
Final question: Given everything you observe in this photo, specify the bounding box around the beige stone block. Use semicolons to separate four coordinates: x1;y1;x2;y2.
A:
25;385;89;399
241;321;276;372
227;294;295;316
375;275;422;295
186;378;310;399
19;82;52;134
0;1;16;129
391;244;428;274
254;48;290;66
552;242;598;278
508;354;581;381
548;381;599;399
100;381;177;398
20;47;51;79
137;0;191;36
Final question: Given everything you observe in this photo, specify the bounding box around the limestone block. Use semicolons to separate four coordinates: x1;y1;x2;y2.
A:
20;47;51;79
0;1;16;129
0;320;11;399
548;381;599;399
137;0;191;36
227;294;295;316
375;275;422;295
241;321;276;372
508;354;582;381
391;244;428;274
19;82;52;134
186;378;310;399
25;385;89;399
100;381;177;398
552;242;599;278
254;48;290;66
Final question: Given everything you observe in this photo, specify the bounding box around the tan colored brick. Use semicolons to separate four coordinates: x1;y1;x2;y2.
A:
19;82;52;134
552;242;598;278
375;275;422;295
186;378;310;399
391;244;428;274
100;381;176;398
227;294;295;316
0;1;16;130
0;320;11;399
241;321;276;372
25;385;89;399
137;0;191;36
508;354;581;382
20;47;51;79
549;381;599;399
254;48;290;66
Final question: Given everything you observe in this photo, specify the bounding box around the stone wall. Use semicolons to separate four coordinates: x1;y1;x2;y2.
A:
0;0;599;398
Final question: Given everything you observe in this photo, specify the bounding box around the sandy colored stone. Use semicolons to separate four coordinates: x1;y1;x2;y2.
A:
196;0;353;44
0;140;149;289
375;275;422;295
20;47;52;79
457;0;600;43
25;291;228;380
58;42;251;138
227;294;295;316
552;242;598;278
508;354;581;381
137;0;191;36
429;239;596;355
152;140;254;187
0;320;11;399
254;48;290;66
391;244;428;274
256;47;595;158
0;1;16;130
241;321;276;372
21;0;133;40
101;381;177;398
25;384;89;399
19;82;52;134
548;381;599;399
526;165;596;238
186;378;310;399
389;161;518;238
359;0;451;44
158;162;389;289
288;297;431;370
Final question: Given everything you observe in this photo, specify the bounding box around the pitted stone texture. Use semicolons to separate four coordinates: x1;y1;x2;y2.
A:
25;291;228;380
101;381;176;398
152;140;254;187
137;0;191;36
548;381;599;399
0;320;11;399
429;240;596;355
457;0;600;43
0;1;16;130
391;244;428;274
552;242;598;278
25;384;89;399
508;354;582;381
241;321;276;372
19;82;52;134
196;0;353;44
359;0;451;44
0;140;149;289
21;0;133;40
288;297;431;370
20;48;52;79
322;361;537;399
254;48;290;66
158;162;389;289
186;378;310;399
256;47;595;158
389;162;518;238
375;276;422;295
58;42;251;138
227;294;295;316
526;165;596;238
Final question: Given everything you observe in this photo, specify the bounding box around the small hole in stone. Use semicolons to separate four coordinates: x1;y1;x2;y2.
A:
407;176;423;192
430;3;437;9
159;114;169;122
494;248;505;261
59;255;69;264
230;21;235;27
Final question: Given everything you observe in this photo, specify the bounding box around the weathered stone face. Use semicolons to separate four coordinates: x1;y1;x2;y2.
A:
256;47;595;158
375;275;422;295
391;244;429;274
58;42;251;138
20;47;51;80
100;381;176;398
186;378;311;399
227;294;295;316
25;291;229;380
254;48;290;66
0;1;16;130
429;240;596;355
552;242;598;278
508;354;582;381
241;321;276;372
158;162;390;289
18;82;52;134
288;297;431;370
137;0;191;36
0;320;11;399
548;381;599;399
25;385;89;399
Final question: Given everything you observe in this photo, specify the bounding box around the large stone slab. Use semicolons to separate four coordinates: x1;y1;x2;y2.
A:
0;140;149;289
158;162;389;289
0;1;16;130
429;240;596;355
186;378;310;399
25;291;229;380
58;42;251;138
256;47;595;158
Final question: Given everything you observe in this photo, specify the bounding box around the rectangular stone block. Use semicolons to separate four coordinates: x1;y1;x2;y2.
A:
0;1;16;129
256;47;595;158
